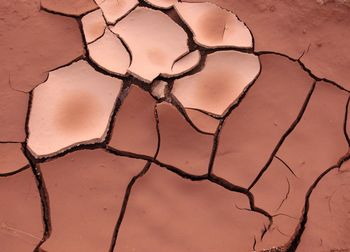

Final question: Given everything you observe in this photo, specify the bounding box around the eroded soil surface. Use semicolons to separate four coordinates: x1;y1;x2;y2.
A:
1;0;350;251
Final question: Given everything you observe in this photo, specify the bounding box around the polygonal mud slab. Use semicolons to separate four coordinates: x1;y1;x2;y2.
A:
185;109;220;134
114;164;268;252
94;0;139;25
296;166;350;252
81;9;106;43
156;102;213;175
0;0;84;92
0;168;43;252
27;60;122;158
161;50;201;78
172;50;260;116
39;149;147;252
151;80;168;99
252;82;349;251
211;54;314;188
87;29;130;75
144;0;178;9
184;0;350;90
175;2;253;49
111;7;189;82
0;143;28;175
41;0;98;16
250;158;300;250
109;85;159;157
0;76;29;142
276;82;348;189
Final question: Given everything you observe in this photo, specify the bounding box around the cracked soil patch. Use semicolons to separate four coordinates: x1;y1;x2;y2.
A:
1;0;350;251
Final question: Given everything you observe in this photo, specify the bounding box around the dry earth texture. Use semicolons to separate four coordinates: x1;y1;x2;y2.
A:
1;0;350;252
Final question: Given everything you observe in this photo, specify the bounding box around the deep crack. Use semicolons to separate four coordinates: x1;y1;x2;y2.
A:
248;82;316;191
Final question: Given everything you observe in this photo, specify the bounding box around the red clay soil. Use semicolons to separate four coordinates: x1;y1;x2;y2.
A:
0;1;350;252
186;0;350;90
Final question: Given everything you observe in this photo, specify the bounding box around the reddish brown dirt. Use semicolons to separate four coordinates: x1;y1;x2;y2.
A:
213;54;314;188
0;168;43;252
186;0;350;90
0;0;84;141
1;1;350;252
0;0;84;92
156;102;213;175
38;149;147;252
0;143;29;174
41;0;98;16
109;85;158;157
0;74;29;141
115;164;268;252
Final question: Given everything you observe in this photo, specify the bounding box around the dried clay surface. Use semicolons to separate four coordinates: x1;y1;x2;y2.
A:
27;60;122;158
115;164;268;252
81;9;106;43
172;50;260;116
109;85;158;157
185;0;350;90
94;0;138;25
1;0;350;252
111;7;190;82
175;2;253;49
0;72;29;142
0;168;43;252
0;143;28;175
0;0;84;92
39;149;147;252
87;29;130;75
41;0;98;16
144;0;178;9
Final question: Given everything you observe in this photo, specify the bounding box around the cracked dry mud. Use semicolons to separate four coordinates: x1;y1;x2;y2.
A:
1;0;350;252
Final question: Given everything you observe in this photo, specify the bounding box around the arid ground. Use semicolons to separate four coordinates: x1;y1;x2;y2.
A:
1;0;350;251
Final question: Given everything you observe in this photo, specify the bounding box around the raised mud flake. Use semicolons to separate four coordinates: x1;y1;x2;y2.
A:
87;29;130;75
39;149;147;252
114;164;268;252
0;168;43;251
109;85;158;157
296;166;350;252
211;54;314;188
144;0;178;9
156;102;213;175
185;109;220;134
41;0;98;16
27;60;122;158
174;2;253;49
0;76;29;142
185;0;350;90
111;7;189;83
94;0;138;25
151;80;168;99
161;50;201;78
0;143;28;174
81;8;106;44
252;82;349;251
172;50;260;117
